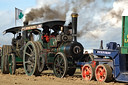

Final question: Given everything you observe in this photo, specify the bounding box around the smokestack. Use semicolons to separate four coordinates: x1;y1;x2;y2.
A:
71;13;78;42
23;22;28;26
23;22;29;41
100;40;103;49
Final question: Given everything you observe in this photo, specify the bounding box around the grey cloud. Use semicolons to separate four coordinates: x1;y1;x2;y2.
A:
0;11;15;46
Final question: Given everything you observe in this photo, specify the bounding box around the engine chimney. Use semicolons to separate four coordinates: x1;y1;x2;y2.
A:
71;13;78;42
23;21;28;26
23;21;29;41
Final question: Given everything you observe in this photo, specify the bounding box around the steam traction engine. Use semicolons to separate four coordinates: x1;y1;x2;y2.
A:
1;13;84;77
1;26;25;74
23;13;83;77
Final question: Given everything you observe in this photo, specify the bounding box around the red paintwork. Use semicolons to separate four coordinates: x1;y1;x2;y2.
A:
82;65;92;81
91;61;96;68
95;66;106;82
42;35;50;42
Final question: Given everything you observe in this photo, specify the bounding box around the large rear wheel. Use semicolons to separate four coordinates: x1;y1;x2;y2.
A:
1;45;12;74
23;41;40;76
35;42;45;73
95;64;113;82
53;52;68;78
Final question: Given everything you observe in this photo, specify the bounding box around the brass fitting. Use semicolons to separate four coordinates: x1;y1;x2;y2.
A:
71;13;78;17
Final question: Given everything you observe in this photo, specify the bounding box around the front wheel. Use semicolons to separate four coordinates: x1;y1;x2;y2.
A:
53;52;68;78
8;53;16;75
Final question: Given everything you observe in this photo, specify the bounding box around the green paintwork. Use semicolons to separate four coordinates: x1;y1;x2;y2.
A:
122;16;128;47
8;55;12;74
36;34;72;68
121;16;128;54
43;36;69;64
46;43;68;63
47;53;55;63
49;38;57;47
121;47;128;54
15;57;23;62
58;44;65;53
38;34;44;45
8;54;16;74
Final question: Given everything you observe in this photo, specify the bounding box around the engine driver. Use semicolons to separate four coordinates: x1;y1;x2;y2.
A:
42;26;50;43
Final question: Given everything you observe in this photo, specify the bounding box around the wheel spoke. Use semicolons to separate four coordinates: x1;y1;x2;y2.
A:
56;69;63;75
59;66;64;69
59;58;63;64
25;61;31;64
102;69;105;74
95;64;113;82
27;45;33;52
25;52;32;57
53;53;67;78
31;51;35;57
56;57;60;65
86;67;91;73
27;65;32;72
57;57;60;63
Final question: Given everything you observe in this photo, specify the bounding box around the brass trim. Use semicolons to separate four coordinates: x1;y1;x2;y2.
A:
71;13;78;17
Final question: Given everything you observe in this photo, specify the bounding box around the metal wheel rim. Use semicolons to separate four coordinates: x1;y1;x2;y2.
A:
38;54;44;71
35;42;44;72
23;42;37;76
1;45;12;74
9;54;15;74
53;53;67;78
82;65;92;81
95;65;106;82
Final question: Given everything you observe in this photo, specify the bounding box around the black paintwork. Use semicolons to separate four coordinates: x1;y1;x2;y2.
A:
4;20;72;35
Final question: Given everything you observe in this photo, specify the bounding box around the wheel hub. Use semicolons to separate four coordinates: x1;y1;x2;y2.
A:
86;71;90;75
100;71;104;76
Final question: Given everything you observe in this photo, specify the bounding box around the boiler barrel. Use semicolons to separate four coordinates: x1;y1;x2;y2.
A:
57;42;83;61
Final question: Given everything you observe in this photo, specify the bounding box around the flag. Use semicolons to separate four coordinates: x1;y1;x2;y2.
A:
15;7;24;20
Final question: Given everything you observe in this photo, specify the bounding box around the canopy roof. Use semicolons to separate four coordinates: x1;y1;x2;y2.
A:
3;26;22;34
4;20;72;34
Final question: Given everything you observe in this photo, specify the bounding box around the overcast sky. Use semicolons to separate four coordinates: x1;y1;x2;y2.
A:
0;0;36;46
0;0;126;52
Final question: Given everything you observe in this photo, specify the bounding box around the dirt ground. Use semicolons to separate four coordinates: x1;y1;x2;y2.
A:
0;68;127;85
